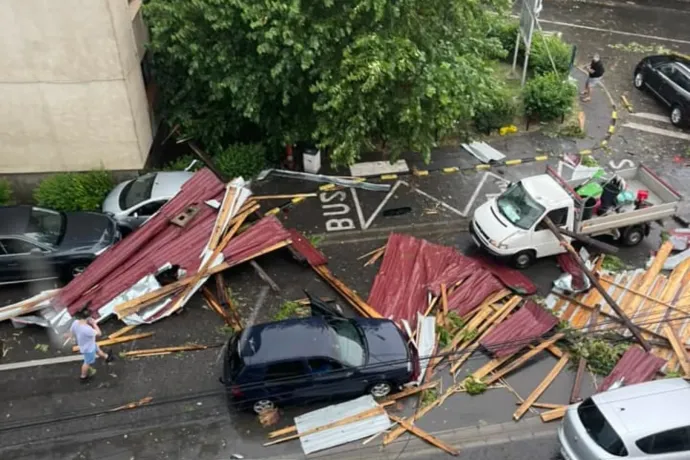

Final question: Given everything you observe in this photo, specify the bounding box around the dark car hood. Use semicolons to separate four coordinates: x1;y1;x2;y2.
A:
358;319;409;366
58;212;116;252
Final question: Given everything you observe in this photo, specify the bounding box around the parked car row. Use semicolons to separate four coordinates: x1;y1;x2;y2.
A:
0;171;194;286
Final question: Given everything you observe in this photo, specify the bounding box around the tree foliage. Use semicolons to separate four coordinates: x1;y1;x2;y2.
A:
523;72;577;121
145;0;511;165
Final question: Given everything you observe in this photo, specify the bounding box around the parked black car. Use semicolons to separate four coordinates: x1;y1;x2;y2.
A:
0;205;120;285
633;54;690;127
222;315;418;414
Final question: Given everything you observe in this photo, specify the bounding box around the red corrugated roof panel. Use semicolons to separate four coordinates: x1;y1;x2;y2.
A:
427;257;481;297
287;229;328;266
480;300;558;357
598;346;666;392
223;216;291;266
368;234;502;324
57;169;226;314
469;254;537;295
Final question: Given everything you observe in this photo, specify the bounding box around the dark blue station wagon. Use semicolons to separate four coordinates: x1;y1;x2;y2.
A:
222;316;417;413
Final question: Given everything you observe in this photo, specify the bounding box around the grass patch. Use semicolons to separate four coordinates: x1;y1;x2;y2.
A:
273;300;309;321
601;254;629;272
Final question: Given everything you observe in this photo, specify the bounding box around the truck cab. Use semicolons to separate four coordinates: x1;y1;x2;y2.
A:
471;175;573;268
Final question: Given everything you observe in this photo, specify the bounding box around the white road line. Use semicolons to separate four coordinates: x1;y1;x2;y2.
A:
400;181;465;217
630;112;672;124
0;355;84;372
622;122;690;140
350;181;402;230
461;172;509;217
536;17;690;46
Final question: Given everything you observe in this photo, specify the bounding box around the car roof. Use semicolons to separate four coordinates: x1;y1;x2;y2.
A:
238;317;338;366
0;205;31;235
149;172;194;200
520;175;572;208
592;378;690;438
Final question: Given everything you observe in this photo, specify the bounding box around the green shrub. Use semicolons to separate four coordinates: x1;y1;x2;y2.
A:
162;154;201;172
474;88;518;134
523;72;576;121
0;179;14;205
213;143;267;179
34;170;114;212
488;19;519;57
530;33;572;76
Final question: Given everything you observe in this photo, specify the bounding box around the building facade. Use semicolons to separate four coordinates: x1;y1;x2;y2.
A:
0;0;153;175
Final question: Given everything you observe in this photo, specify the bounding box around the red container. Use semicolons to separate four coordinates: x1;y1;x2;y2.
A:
637;190;649;202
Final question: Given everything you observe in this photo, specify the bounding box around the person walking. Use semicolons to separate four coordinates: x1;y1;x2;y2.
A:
67;310;113;382
582;53;605;102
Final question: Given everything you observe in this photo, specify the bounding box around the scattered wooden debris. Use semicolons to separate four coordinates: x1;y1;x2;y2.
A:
357;245;386;261
313;265;382;318
388;414;459;456
484;333;565;385
259;408;280;427
250;260;280;292
71;332;154;352
253;193;317;201
121;344;208;358
107;325;138;340
664;324;690;376
513;354;570;421
540;406;567;422
109;396;153;412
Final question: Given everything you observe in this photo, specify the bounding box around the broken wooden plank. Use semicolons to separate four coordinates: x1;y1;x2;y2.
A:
313;265;382;318
484;333;565;385
664;324;690;376
570;358;588;404
513;353;570;421
108;325;138;340
122;344;208;357
71;332;154;352
201;286;234;326
440;283;449;327
109;396;153;412
472;355;513;381
388;414;459;456
543;217;651;351
264;406;385;446
540;406;567;422
513;401;565;410
357;245;386;260
364;248;385;267
215;273;229;305
250;260;280;292
253;193;317;200
380;381;439;404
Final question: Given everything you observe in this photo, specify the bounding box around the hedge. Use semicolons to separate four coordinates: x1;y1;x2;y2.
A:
0;179;13;206
214;143;267;179
523;72;577;122
473;87;518;134
34;170;115;212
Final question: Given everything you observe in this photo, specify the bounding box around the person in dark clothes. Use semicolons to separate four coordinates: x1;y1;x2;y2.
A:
582;53;604;102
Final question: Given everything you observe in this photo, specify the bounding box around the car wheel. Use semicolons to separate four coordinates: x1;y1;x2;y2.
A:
671;105;684;127
633;72;645;90
621;226;644;247
511;251;535;270
252;399;275;414
369;381;392;399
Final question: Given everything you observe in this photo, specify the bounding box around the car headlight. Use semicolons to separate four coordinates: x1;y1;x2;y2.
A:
490;239;508;250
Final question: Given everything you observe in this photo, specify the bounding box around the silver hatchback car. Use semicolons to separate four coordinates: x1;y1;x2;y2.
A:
560;378;690;460
102;171;193;232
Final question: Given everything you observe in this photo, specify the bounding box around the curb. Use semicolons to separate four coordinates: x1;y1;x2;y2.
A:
261;417;559;460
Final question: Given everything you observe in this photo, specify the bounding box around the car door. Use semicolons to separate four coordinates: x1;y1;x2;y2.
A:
530;207;571;257
0;238;55;283
303;357;362;403
263;360;313;405
124;199;167;228
653;63;677;106
635;426;690;459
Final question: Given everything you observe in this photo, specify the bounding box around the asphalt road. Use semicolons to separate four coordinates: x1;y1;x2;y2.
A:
416;435;561;460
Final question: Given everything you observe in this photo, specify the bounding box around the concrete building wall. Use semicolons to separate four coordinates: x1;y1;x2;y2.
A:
0;0;152;174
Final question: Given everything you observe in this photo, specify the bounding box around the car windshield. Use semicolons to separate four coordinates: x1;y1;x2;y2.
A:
496;182;546;230
328;319;366;367
25;207;64;247
119;174;156;210
578;398;628;457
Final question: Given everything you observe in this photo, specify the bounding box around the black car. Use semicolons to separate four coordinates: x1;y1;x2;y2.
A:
222;315;418;414
634;54;690;127
0;205;119;285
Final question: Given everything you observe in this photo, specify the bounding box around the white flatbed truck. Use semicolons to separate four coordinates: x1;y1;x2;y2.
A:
471;164;682;268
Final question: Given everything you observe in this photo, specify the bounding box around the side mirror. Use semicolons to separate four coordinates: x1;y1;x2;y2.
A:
30;248;42;254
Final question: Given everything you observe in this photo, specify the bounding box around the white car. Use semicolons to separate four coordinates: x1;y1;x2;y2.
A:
102;171;193;233
560;378;690;459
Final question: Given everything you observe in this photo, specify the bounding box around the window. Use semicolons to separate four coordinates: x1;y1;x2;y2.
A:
120;174;156;210
26;207;63;246
308;358;342;375
536;208;568;231
636;427;690;454
496;182;546;230
136;200;166;217
265;361;308;381
327;318;366;367
577;398;628;456
669;70;690;92
0;239;40;255
659;63;676;79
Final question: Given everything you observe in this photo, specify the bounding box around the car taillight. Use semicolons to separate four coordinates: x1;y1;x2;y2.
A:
231;385;243;398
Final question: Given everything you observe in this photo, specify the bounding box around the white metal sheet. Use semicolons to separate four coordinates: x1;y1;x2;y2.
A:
349;160;409;177
414;314;436;385
462;142;506;163
295;395;391;455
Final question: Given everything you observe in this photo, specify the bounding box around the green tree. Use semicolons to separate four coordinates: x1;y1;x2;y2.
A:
146;0;510;166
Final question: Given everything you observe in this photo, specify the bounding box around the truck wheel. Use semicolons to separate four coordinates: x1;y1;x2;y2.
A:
621;226;644;246
511;251;535;269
